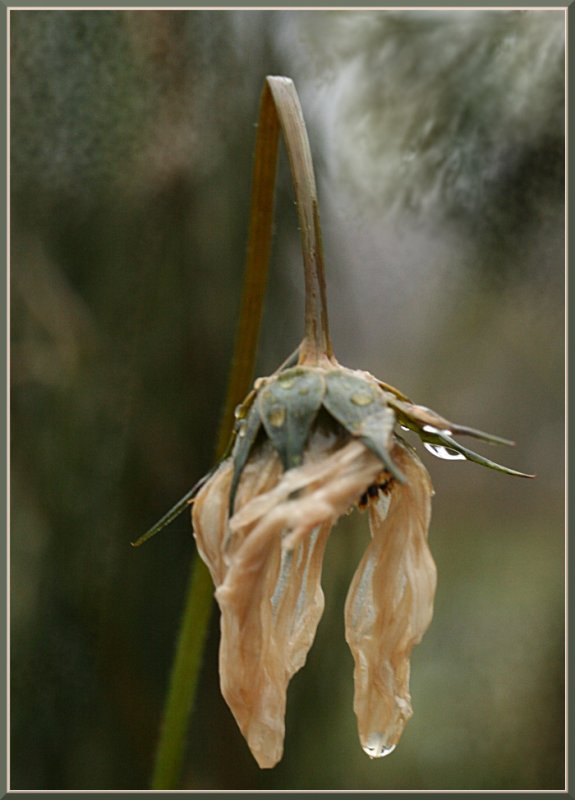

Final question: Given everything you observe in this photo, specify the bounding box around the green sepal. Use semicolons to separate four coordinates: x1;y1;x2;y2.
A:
323;370;404;482
257;367;326;470
422;427;535;478
386;397;532;477
445;424;515;447
358;407;405;483
131;467;217;547
388;398;515;447
229;400;262;514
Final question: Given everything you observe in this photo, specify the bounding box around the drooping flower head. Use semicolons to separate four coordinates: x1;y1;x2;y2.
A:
191;354;530;768
138;76;533;781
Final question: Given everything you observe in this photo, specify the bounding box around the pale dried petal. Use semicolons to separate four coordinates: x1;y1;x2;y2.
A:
344;439;436;758
191;460;233;587
192;445;283;587
193;435;383;768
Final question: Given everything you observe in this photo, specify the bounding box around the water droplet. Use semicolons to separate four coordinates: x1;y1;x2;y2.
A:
237;425;247;438
423;424;451;435
268;407;286;427
362;734;396;759
423;442;465;460
400;425;410;431
351;392;373;406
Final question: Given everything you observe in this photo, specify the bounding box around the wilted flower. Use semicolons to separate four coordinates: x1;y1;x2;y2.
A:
191;356;530;768
138;76;534;784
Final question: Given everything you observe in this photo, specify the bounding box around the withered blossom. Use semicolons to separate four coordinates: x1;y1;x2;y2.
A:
141;76;533;783
191;358;530;768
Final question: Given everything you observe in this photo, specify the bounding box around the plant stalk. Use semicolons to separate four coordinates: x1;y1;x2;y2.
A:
150;555;213;789
266;76;333;364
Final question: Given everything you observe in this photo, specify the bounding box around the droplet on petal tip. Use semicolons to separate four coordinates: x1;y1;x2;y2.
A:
362;734;396;759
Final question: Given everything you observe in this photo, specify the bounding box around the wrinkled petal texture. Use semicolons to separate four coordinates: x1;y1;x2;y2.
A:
345;440;436;757
192;435;383;768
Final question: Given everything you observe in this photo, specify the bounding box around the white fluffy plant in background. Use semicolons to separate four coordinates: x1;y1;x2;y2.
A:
285;10;564;218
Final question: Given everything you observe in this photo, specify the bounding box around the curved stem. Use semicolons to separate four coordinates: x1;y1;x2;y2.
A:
151;75;330;789
218;75;333;442
265;76;333;364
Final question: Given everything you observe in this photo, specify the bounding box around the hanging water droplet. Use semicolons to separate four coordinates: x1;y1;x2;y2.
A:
421;425;465;460
423;424;448;434
423;442;465;460
362;734;396;759
351;392;373;406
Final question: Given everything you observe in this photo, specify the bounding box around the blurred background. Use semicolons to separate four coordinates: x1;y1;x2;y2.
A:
10;9;565;791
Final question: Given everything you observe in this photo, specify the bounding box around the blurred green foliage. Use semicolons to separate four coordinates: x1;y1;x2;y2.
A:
10;9;564;790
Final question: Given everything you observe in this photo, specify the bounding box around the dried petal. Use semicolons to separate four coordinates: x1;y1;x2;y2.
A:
193;434;384;768
192;460;234;587
345;439;436;758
